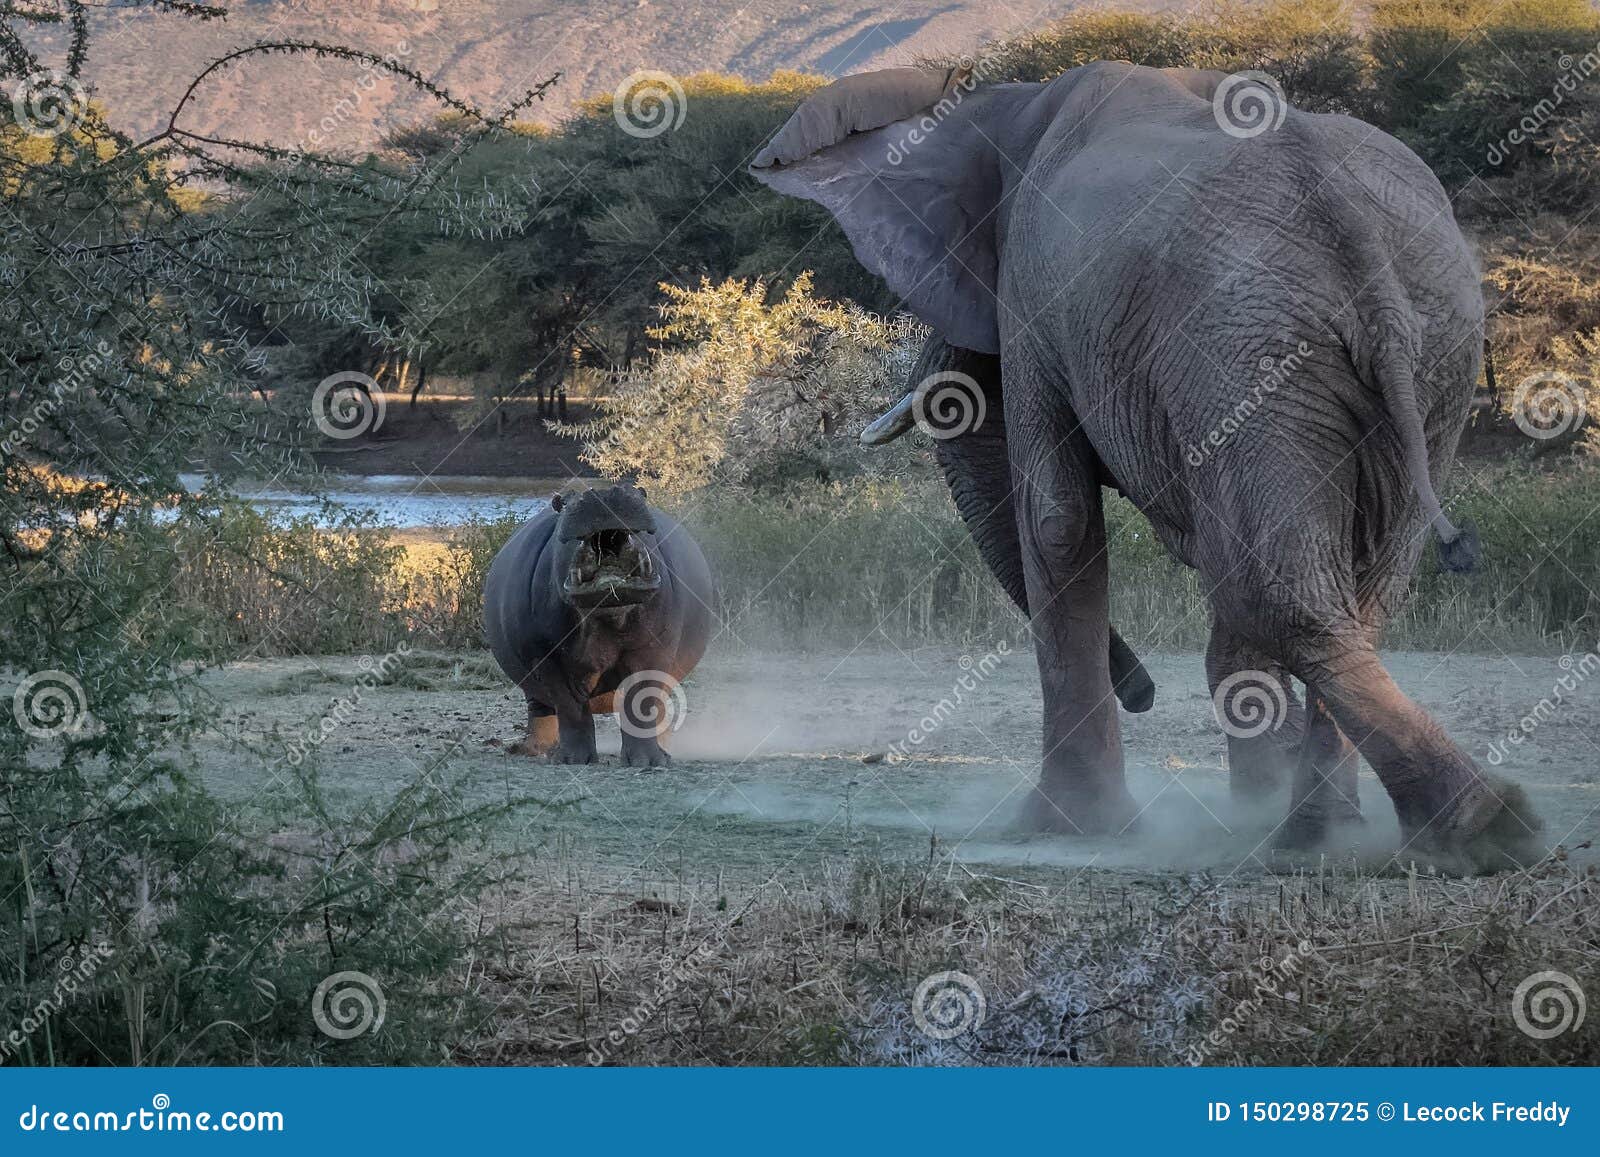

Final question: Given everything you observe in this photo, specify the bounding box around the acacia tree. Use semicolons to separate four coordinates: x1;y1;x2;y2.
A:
1;3;552;1063
561;274;924;495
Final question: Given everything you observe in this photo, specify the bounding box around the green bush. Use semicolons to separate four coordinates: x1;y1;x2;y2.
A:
402;511;527;648
1;508;542;1066
173;506;412;657
973;10;1199;81
964;2;1364;113
686;481;1027;650
1198;0;1368;113
158;464;1600;659
1367;0;1600;126
1370;0;1600;190
1402;462;1600;649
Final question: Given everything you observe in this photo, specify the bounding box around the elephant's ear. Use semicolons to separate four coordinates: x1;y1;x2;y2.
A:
751;68;1004;355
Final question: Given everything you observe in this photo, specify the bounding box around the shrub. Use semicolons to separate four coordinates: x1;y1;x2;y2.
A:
559;275;924;496
1199;0;1367;113
962;2;1364;112
0;3;558;1065
686;481;1026;649
972;10;1198;81
1367;0;1600;130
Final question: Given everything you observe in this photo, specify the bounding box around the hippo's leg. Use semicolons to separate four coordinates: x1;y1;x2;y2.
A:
615;672;674;768
509;703;558;757
620;728;672;768
553;708;598;765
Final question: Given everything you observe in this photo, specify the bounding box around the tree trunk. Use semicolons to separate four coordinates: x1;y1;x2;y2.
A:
409;358;427;408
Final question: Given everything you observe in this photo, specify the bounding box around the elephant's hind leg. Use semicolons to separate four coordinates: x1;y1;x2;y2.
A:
1276;685;1363;849
1284;638;1540;870
1009;378;1136;835
1205;621;1304;802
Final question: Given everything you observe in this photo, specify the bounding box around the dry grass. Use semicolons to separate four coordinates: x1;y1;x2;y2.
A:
165;462;1600;659
455;845;1600;1066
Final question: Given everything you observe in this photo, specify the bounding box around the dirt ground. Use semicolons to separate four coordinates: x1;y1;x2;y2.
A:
193;645;1599;1064
201;645;1599;882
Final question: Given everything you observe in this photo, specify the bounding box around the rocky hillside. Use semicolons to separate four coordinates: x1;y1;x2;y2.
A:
43;0;1100;151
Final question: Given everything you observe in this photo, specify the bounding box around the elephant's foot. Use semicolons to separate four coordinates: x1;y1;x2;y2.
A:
1396;772;1542;873
1273;802;1364;852
1227;756;1289;803
1021;774;1139;836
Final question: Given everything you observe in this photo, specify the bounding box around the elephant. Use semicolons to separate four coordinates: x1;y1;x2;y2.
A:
751;61;1539;867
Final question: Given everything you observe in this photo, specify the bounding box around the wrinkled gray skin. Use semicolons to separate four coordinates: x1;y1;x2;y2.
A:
753;62;1539;866
909;339;1155;716
484;484;712;766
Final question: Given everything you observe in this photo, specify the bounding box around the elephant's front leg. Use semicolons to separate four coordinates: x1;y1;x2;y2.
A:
1011;410;1137;835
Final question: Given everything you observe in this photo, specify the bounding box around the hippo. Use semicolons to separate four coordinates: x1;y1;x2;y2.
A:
484;483;713;765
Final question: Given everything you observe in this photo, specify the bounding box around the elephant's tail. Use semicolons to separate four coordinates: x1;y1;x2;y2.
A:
1371;342;1481;574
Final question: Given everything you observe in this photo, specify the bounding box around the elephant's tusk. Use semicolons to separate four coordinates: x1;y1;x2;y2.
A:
859;391;918;446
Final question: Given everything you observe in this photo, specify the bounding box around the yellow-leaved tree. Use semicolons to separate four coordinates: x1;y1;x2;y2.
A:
559;273;924;495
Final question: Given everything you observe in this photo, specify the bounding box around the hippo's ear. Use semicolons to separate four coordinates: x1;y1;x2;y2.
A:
550;493;564;513
750;67;1007;355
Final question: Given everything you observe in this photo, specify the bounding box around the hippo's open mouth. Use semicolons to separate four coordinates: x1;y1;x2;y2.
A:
562;528;662;609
